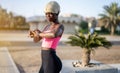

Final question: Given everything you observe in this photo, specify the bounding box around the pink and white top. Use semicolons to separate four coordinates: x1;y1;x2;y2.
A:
41;29;62;50
41;36;61;50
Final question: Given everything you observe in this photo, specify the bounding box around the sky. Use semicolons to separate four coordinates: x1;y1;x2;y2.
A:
0;0;119;18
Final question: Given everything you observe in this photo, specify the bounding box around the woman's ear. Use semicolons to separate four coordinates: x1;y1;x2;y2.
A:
57;12;59;15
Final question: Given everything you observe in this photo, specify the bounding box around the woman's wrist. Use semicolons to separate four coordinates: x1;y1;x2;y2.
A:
38;33;43;38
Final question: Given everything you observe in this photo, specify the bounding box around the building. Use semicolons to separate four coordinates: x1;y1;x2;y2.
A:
27;14;83;34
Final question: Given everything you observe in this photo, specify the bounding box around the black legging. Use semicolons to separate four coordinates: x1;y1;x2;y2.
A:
39;49;62;73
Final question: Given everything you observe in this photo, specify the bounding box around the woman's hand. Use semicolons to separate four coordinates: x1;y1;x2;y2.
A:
29;30;36;38
29;29;41;38
29;29;42;43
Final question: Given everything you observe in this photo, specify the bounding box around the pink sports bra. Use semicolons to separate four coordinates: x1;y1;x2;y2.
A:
41;36;61;50
41;29;62;50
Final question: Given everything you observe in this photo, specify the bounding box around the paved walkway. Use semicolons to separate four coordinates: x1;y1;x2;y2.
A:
0;47;120;73
0;32;120;42
0;47;20;73
0;32;120;73
109;64;120;73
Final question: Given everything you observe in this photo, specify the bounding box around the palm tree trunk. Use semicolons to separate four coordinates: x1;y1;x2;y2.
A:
81;48;91;67
111;25;115;35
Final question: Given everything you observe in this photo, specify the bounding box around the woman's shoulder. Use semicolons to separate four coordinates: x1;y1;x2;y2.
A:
59;24;64;29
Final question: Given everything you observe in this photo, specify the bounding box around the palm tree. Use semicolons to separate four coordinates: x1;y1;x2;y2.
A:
99;2;120;35
66;32;112;67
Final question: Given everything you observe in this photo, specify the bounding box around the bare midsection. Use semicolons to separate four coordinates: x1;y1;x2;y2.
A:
41;47;56;50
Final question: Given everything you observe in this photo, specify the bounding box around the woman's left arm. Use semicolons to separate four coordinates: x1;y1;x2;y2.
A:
39;25;64;38
54;25;64;37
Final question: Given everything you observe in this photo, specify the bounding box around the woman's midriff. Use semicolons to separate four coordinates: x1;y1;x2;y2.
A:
42;47;55;50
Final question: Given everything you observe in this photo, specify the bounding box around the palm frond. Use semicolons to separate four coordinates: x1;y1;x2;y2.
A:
98;2;120;35
66;32;112;51
66;35;85;47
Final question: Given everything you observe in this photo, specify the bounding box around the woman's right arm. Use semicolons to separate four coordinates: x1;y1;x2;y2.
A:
33;35;42;43
29;30;42;43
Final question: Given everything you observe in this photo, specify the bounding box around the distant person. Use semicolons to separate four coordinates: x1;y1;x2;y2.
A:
88;19;97;35
29;1;64;73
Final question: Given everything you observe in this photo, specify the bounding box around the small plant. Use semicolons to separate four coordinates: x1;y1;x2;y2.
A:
66;32;112;67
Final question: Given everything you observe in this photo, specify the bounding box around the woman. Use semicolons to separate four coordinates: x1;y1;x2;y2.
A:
29;1;64;73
